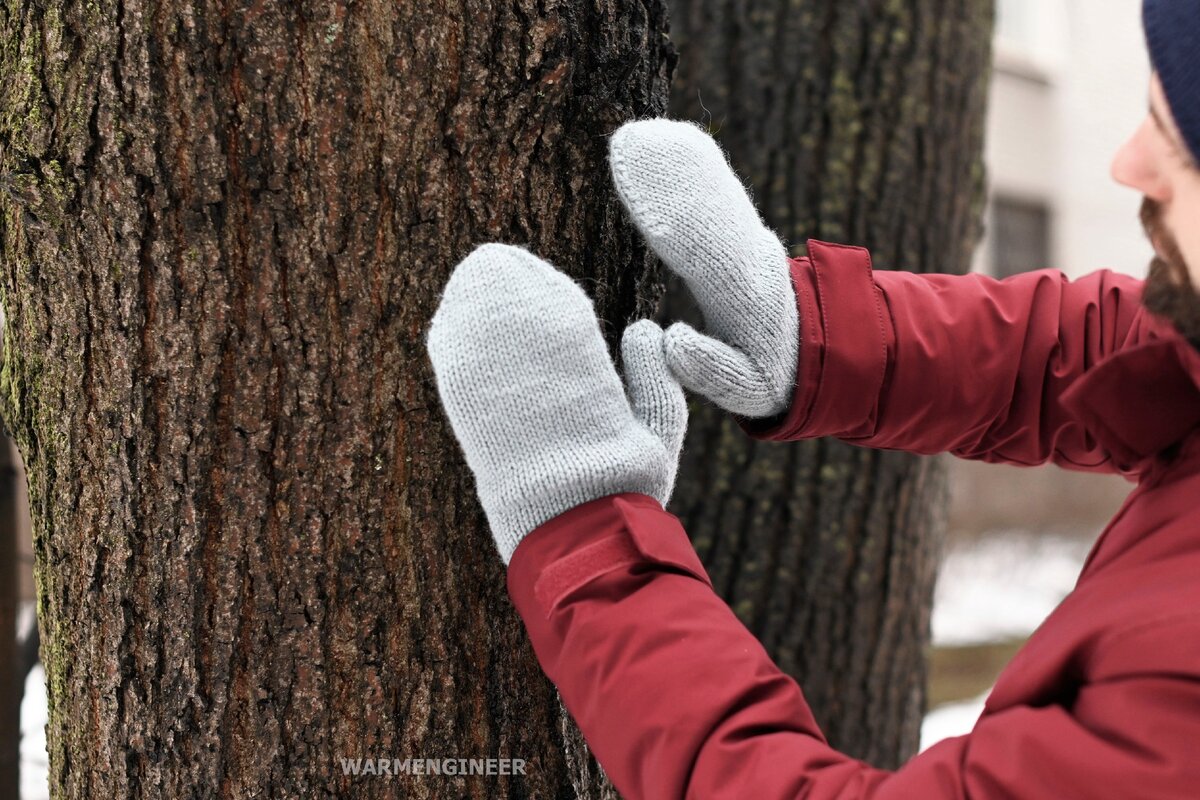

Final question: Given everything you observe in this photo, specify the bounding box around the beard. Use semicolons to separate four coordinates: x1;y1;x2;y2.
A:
1139;198;1200;352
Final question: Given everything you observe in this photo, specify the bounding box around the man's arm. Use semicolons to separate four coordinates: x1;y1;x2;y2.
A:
608;120;1169;476
737;240;1162;473
509;493;1200;799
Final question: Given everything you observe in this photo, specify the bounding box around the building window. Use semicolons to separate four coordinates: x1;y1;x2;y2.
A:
994;0;1067;80
990;197;1052;279
996;0;1039;55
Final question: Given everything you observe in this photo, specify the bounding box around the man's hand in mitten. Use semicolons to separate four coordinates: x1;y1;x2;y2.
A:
609;120;800;420
426;243;688;564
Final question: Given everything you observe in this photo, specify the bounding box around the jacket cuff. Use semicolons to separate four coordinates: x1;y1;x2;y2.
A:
738;239;891;442
507;493;712;621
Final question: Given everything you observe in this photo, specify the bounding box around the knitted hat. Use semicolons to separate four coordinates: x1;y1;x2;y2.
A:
1143;0;1200;165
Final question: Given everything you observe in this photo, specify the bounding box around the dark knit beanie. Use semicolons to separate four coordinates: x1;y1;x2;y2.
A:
1143;0;1200;165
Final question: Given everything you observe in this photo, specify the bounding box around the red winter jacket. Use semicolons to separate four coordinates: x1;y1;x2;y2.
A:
507;240;1200;799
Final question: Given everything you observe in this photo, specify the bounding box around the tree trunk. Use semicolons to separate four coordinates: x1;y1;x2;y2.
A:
0;1;672;797
665;0;994;767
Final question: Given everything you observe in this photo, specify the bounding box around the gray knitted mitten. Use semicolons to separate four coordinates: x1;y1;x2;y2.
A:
609;119;800;419
426;243;688;564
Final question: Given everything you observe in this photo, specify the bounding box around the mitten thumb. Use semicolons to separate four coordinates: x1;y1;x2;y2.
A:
621;320;688;493
663;321;784;418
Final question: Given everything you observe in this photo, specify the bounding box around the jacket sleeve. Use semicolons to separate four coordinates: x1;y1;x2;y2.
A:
507;493;1200;800
738;240;1163;473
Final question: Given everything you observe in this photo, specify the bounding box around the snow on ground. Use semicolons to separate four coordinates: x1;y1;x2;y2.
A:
920;691;989;751
919;530;1092;751
932;531;1093;647
15;531;1094;794
22;665;48;800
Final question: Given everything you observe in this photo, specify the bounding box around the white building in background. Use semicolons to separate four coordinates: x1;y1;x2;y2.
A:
973;0;1154;281
948;0;1148;544
930;1;1159;747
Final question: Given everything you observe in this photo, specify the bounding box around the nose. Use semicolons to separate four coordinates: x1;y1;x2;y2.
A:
1111;118;1171;202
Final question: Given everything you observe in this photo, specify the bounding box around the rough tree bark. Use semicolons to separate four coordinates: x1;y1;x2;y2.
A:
0;1;672;797
665;0;994;767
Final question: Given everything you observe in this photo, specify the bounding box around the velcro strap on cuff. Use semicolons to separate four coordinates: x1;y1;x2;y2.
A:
532;497;712;617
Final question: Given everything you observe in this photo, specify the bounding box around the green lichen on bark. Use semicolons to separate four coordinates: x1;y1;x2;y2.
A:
2;0;674;796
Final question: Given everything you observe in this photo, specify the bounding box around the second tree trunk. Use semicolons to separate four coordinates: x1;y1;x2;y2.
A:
665;0;994;767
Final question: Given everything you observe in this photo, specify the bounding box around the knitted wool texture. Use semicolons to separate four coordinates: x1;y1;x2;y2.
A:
1144;0;1200;165
609;119;800;419
426;244;687;563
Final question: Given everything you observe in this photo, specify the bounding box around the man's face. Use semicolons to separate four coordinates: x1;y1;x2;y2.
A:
1112;73;1200;349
